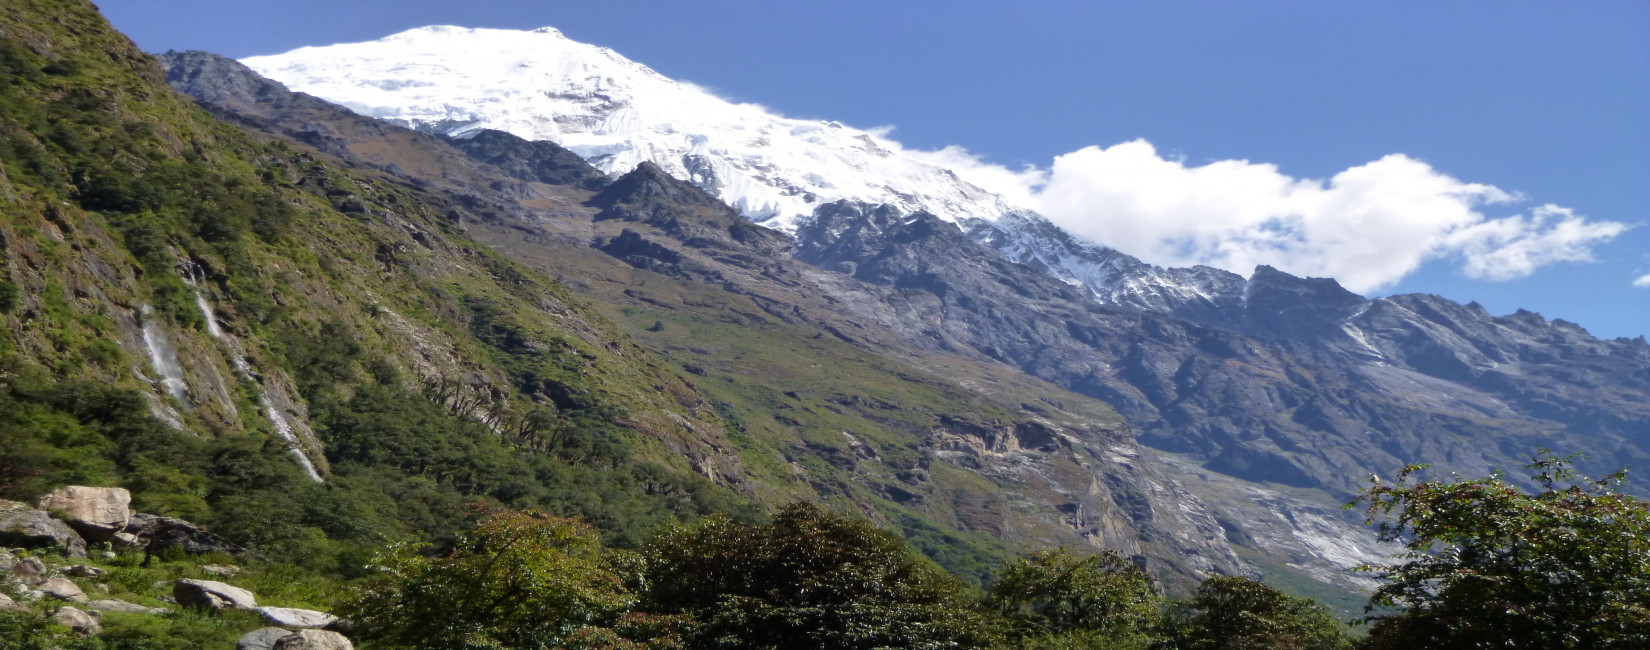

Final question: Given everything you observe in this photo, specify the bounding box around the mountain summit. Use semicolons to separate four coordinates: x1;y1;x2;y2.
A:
243;25;1016;232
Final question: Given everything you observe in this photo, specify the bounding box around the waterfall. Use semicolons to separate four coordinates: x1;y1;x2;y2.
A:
263;401;324;482
185;265;324;483
180;260;226;339
138;305;189;401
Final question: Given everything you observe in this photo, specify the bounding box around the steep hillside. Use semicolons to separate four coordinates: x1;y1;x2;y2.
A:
162;40;1650;606
0;0;758;563
156;50;1272;588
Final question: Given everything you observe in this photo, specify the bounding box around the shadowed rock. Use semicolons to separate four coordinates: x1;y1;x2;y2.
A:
0;500;87;557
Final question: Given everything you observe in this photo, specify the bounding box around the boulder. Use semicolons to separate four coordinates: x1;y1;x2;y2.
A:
126;513;245;556
0;592;23;612
52;606;100;635
257;606;338;629
0;500;87;557
273;629;353;650
174;578;256;610
0;549;15;570
37;487;130;541
88;599;169;615
239;627;295;650
39;576;88;603
66;564;104;578
13;555;48;585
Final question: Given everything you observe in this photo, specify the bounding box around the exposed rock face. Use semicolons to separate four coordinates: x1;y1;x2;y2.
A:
240;627;296;650
39;576;89;603
445;129;609;189
0;500;88;557
257;606;339;629
273;629;354;650
52;606;101;635
174;579;257;611
37;486;131;541
155;50;1650;595
794;201;1650;497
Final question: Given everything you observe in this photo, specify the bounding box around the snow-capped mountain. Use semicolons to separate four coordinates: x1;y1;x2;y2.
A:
241;25;1267;314
242;26;1016;233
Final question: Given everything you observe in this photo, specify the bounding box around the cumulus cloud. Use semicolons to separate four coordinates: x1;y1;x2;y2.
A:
1634;274;1650;289
897;138;1627;293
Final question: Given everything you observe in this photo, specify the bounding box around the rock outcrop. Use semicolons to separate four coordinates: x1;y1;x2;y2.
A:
0;500;87;557
127;513;246;557
39;576;89;603
273;629;354;650
174;579;257;611
52;606;101;635
240;627;296;650
257;606;339;629
37;486;131;541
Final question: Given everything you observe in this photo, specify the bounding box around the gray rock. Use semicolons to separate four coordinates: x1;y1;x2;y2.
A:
239;627;295;650
0;501;87;557
39;576;88;603
273;629;353;650
0;592;23;611
174;578;256;610
38;487;131;541
52;606;100;635
0;549;15;570
126;513;245;556
13;555;47;585
88;598;169;614
256;606;338;629
66;564;104;578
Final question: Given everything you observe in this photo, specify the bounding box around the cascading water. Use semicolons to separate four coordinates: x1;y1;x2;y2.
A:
138;304;189;401
184;262;324;482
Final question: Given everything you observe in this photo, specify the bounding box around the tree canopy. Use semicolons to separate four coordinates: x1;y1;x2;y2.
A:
1354;451;1650;649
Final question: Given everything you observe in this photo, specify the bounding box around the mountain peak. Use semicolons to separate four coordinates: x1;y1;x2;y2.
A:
242;25;1018;235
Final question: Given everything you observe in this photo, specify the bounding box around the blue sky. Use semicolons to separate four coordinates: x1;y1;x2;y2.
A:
100;1;1649;339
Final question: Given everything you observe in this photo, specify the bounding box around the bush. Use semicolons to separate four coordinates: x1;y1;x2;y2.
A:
989;547;1161;646
643;502;1002;649
1354;451;1650;649
343;508;638;649
1169;576;1351;650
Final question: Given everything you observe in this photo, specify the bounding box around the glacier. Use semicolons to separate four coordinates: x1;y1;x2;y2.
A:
243;25;1264;313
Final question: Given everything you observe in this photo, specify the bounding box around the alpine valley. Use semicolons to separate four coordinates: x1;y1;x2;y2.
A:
3;2;1648;644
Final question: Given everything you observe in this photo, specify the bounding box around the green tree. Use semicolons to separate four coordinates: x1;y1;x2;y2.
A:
1169;576;1351;650
343;508;645;649
1353;451;1650;649
987;547;1161;648
642;502;1002;649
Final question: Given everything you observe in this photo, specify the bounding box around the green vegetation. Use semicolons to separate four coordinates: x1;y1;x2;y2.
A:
1354;451;1650;649
1166;576;1352;650
343;508;646;649
988;548;1162;648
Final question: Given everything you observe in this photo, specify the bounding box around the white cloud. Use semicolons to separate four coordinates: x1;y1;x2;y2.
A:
1634;274;1650;288
899;138;1627;293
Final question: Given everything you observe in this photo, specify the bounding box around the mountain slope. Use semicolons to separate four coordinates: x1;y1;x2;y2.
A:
157;51;1292;587
0;0;772;561
170;31;1650;603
